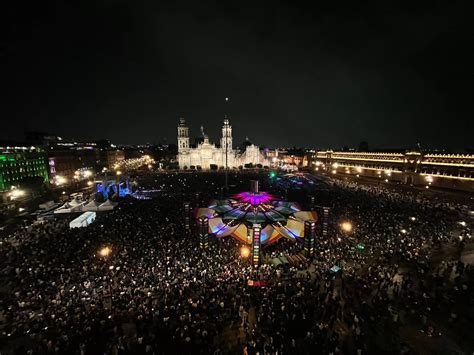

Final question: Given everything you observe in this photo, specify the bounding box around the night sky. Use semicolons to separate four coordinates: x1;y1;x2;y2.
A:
3;1;472;150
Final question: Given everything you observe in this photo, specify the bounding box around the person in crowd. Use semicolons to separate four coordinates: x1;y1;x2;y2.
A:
0;171;472;354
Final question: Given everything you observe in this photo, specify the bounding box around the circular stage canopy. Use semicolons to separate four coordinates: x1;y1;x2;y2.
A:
196;186;317;245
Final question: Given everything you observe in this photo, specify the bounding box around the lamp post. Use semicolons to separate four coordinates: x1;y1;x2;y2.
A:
340;221;353;233
240;245;251;259
225;120;228;192
98;247;113;311
99;246;112;257
224;98;229;192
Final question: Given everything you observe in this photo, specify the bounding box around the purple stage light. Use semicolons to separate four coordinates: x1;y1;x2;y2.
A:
234;191;274;206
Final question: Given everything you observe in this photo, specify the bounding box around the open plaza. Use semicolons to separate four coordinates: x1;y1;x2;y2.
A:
1;170;473;354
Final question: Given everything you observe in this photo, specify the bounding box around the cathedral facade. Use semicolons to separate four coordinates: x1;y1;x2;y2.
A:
177;118;269;170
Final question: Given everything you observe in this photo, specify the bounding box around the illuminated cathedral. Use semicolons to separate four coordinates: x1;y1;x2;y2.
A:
177;118;269;170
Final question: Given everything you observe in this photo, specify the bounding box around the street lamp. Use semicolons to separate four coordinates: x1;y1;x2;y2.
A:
99;246;112;257
341;221;353;233
240;245;250;258
98;247;114;312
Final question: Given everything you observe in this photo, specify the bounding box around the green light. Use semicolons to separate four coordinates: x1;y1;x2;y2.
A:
269;172;276;178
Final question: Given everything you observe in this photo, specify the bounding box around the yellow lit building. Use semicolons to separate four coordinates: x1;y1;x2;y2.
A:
313;150;474;192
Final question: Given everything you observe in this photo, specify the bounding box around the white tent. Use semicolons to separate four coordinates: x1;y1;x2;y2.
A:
69;211;96;229
99;199;117;211
83;200;102;211
39;201;55;210
54;201;85;214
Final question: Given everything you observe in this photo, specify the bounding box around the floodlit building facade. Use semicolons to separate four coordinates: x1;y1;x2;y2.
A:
177;118;269;170
313;150;474;192
0;146;49;191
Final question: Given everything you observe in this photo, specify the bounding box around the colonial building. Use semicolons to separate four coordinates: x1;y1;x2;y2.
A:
313;150;474;192
0;146;49;191
177;118;269;169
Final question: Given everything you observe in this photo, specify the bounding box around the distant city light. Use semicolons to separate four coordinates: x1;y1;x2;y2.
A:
55;176;67;185
10;189;25;199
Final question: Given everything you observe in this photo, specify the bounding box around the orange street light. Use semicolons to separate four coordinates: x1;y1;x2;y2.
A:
240;245;251;258
99;246;112;257
341;221;353;233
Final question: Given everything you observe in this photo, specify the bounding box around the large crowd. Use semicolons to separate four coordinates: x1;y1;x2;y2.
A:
0;171;473;354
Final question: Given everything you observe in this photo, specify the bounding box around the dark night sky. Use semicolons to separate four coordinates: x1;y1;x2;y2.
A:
2;1;473;149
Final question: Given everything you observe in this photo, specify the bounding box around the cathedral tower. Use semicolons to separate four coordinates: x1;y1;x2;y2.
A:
177;118;189;151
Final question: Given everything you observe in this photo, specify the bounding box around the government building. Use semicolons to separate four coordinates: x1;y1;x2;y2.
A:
177;118;269;170
313;150;474;192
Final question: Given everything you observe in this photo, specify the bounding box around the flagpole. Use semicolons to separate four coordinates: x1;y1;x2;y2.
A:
224;97;229;192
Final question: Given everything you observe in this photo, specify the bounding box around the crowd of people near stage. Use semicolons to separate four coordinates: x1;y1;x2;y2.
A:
0;172;472;354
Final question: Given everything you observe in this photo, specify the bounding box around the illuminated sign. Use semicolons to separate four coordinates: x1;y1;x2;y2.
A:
252;224;261;266
304;221;316;256
199;217;209;249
